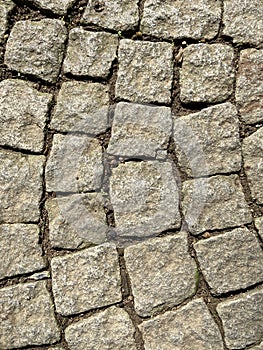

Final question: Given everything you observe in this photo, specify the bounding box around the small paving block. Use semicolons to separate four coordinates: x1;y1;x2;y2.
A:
255;216;263;240
0;0;15;41
30;0;75;15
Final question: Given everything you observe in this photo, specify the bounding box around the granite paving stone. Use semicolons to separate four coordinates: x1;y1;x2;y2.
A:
255;217;263;240
30;0;75;15
0;0;15;41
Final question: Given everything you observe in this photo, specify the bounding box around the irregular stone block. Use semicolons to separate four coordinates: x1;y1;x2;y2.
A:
255;217;263;240
0;0;15;41
4;19;67;82
116;39;173;104
250;343;263;350
217;287;263;349
180;44;235;103
31;0;75;15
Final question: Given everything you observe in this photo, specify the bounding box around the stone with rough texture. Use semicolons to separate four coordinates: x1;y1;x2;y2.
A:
236;49;263;124
0;224;45;279
51;81;109;134
0;281;60;349
124;233;197;317
107;102;172;159
4;19;67;82
31;0;75;14
217;287;263;349
141;0;221;40
116;39;173;104
51;244;122;316
64;28;118;78
242;127;263;204
194;228;263;295
182;174;252;235
140;298;224;350
173;103;241;177
0;79;52;152
65;307;137;350
223;0;263;46
255;217;263;240
250;343;263;350
82;0;139;31
180;44;235;103
0;150;45;223
0;0;15;41
110;161;181;239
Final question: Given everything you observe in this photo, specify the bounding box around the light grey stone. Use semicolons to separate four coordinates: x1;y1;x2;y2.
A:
30;270;50;280
242;127;263;204
217;287;263;349
51;244;122;316
51;81;109;134
173;103;241;177
0;281;60;349
182;174;252;235
0;224;45;279
0;150;45;223
250;342;263;350
110;161;181;239
82;0;139;31
107;102;172;159
180;43;235;104
236;49;263;124
124;233;197;317
0;0;15;41
116;39;173;104
4;19;67;82
65;307;137;350
223;0;263;46
140;298;224;350
195;227;263;295
63;28;118;78
255;217;263;240
0;79;52;152
31;0;75;15
141;0;221;40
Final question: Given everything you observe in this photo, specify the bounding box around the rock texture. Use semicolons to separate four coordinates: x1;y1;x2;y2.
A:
31;0;75;14
0;0;14;41
255;216;263;240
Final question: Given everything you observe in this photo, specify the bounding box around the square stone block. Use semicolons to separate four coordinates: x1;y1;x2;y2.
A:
31;0;75;15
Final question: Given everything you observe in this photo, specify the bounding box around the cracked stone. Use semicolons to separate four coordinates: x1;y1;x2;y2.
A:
30;0;75;15
0;79;52;152
51;81;109;134
124;233;197;317
63;28;118;78
51;244;122;316
0;0;15;41
82;0;139;31
242;127;263;204
0;281;60;349
141;0;221;41
65;307;137;350
236;49;263;124
173;103;241;177
194;227;263;295
140;298;224;350
217;287;263;349
180;44;235;104
182;174;252;235
0;150;45;223
107;102;172;159
116;39;173;104
255;217;263;241
4;19;67;83
223;0;263;46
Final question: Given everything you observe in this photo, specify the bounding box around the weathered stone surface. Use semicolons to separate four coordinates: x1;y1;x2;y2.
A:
195;228;263;295
4;19;67;82
141;0;221;40
140;299;224;350
182;175;252;235
255;217;263;240
46;193;108;249
243;127;263;204
51;81;109;134
107;102;172;159
110;161;181;239
0;224;45;279
0;0;15;41
51;244;122;316
173;103;241;177
116;39;173;104
65;307;137;350
217;287;263;349
0;281;60;349
250;342;263;350
31;0;75;15
82;0;139;31
63;28;118;78
124;233;197;317
180;44;235;103
223;0;263;46
0;150;45;223
236;49;263;124
0;79;52;152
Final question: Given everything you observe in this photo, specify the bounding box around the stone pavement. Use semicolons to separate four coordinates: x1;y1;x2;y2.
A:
0;0;263;349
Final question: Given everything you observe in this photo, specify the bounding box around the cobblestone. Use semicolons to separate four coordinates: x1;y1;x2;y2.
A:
255;217;263;240
31;0;75;15
0;0;14;41
251;343;263;350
